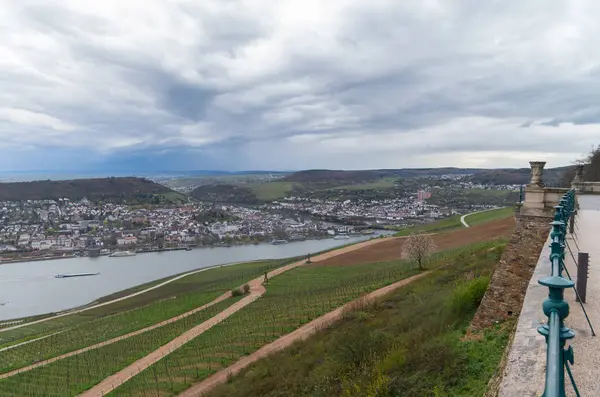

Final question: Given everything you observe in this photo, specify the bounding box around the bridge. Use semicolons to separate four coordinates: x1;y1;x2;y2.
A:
495;162;598;396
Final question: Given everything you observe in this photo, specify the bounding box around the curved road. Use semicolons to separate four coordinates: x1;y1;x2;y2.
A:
460;207;501;228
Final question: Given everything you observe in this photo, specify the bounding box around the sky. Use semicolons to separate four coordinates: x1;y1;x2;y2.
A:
1;0;600;172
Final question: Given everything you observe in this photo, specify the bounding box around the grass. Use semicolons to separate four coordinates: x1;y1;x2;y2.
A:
463;206;514;226
106;240;506;397
394;214;464;236
250;181;297;201
205;240;510;397
0;260;285;371
0;296;244;397
333;177;399;191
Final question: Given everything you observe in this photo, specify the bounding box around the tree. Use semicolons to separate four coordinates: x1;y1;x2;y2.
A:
404;232;436;270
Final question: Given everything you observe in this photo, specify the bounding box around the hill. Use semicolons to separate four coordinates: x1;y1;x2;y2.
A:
466;166;572;186
0;177;187;204
190;184;259;203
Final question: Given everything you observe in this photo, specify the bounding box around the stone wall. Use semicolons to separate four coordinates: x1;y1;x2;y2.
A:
470;216;550;331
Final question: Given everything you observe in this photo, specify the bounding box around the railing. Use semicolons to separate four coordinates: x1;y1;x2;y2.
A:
538;189;580;397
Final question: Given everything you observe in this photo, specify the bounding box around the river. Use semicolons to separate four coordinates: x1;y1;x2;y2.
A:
0;235;385;321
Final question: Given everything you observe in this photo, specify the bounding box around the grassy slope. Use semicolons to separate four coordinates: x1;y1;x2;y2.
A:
250;182;297;201
107;240;506;397
394;206;514;237
394;214;464;236
332;177;399;190
207;241;511;397
463;207;514;226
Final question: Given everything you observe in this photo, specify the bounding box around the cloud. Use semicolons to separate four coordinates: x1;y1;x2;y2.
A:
1;0;600;171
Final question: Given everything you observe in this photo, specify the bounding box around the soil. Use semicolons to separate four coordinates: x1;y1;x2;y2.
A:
312;217;515;267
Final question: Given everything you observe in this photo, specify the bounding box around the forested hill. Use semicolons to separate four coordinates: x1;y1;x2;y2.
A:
0;177;187;204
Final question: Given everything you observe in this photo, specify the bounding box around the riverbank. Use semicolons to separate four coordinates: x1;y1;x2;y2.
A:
0;233;389;320
0;236;336;266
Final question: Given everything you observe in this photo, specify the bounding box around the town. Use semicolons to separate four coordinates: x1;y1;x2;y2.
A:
0;179;519;262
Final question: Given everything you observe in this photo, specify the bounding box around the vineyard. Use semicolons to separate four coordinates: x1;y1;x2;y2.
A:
0;237;508;397
0;259;286;372
108;241;501;397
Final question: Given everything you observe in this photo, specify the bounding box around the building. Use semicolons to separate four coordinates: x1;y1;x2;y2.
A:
417;190;432;202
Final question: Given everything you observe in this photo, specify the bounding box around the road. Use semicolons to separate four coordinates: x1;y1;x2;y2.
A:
460;207;501;228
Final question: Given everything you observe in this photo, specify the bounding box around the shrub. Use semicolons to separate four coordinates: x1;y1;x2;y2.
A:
448;276;490;317
243;284;250;294
231;288;244;297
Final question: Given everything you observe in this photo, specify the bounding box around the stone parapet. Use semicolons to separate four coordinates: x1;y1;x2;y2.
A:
572;181;600;194
521;186;570;218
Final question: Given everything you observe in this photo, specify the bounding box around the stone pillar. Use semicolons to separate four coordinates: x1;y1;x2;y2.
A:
529;161;546;187
573;164;584;183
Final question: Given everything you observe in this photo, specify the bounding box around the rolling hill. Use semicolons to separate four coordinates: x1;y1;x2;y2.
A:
0;177;187;204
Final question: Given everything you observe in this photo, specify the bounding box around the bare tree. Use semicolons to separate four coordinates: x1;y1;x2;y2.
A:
404;232;436;270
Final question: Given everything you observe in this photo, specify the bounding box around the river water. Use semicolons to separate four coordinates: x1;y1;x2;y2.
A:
0;235;383;321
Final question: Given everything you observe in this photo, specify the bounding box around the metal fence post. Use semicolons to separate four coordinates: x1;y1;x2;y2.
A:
539;189;579;397
576;253;589;304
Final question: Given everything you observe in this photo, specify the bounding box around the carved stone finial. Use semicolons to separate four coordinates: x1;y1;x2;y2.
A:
529;161;546;187
572;164;584;184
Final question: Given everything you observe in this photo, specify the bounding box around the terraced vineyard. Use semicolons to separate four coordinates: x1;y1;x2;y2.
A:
0;297;242;396
0;259;285;372
108;241;501;396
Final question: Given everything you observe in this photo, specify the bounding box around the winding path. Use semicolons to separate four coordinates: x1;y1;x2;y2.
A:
178;270;432;397
460;207;501;228
78;238;386;397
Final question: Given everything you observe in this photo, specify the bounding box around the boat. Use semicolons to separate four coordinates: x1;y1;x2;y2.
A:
55;272;100;279
109;251;137;258
334;234;351;240
271;239;288;245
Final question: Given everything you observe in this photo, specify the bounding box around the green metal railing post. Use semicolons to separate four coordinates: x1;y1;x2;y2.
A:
539;190;579;397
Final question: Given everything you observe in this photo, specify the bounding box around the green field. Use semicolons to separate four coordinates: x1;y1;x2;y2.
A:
463;207;514;226
333;177;399;191
0;260;285;369
207;240;510;397
250;181;297;201
393;214;464;236
106;240;505;397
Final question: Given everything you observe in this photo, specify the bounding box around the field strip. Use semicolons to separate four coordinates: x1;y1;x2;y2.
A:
0;260;248;333
460;207;501;228
178;270;433;397
76;237;385;397
0;331;64;353
0;295;234;379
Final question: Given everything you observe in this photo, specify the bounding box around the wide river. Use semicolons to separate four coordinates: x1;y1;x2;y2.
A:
0;235;384;321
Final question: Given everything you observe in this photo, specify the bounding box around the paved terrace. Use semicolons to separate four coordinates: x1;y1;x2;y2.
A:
500;194;600;396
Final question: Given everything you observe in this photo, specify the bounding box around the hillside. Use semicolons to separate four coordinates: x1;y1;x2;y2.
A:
0;177;187;204
466;166;572;186
190;184;259;203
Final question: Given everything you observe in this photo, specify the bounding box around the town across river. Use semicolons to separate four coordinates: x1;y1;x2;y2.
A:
0;234;388;321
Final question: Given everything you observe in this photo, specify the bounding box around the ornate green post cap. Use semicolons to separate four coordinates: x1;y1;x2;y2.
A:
539;275;574;289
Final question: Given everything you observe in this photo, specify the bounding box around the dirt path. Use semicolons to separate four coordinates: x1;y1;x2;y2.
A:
178;270;432;397
77;237;385;397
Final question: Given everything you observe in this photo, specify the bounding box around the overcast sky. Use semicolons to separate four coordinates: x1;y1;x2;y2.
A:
1;0;600;172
